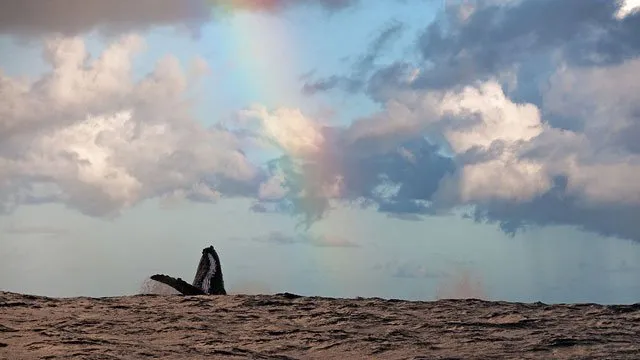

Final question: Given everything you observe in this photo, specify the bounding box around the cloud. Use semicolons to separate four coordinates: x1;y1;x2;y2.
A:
347;72;640;239
457;57;640;240
362;81;543;192
244;71;640;239
280;0;640;241
618;0;640;18
302;20;406;95
4;0;640;244
0;35;260;216
543;58;640;155
252;231;359;248
243;111;456;226
411;0;640;91
0;0;357;37
238;105;327;157
258;172;288;201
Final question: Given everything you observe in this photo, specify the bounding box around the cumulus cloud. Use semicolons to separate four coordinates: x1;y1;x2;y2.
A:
4;0;640;244
345;71;640;239
242;106;455;226
0;0;357;37
339;80;552;205
0;35;259;216
281;0;640;241
238;105;326;157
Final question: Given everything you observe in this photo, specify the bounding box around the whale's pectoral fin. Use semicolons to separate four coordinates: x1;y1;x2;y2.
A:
150;274;206;295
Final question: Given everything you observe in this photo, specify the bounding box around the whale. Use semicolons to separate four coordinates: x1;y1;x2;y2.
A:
150;245;227;295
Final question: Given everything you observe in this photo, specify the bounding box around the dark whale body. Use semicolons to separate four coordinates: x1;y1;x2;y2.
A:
150;245;227;295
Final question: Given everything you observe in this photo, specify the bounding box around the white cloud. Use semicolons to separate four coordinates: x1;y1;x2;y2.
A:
616;0;640;19
438;81;543;153
346;63;640;209
566;159;640;205
0;35;258;216
437;81;550;203
346;80;552;203
1;35;142;138
238;105;326;157
268;0;640;240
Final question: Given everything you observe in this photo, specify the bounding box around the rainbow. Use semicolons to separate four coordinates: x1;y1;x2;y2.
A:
203;0;302;107
210;0;289;12
194;1;344;232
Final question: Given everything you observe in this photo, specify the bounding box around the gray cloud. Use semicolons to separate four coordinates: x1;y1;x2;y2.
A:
350;0;640;104
285;0;640;241
248;129;456;227
302;20;406;95
0;0;357;37
466;176;640;243
412;0;640;91
343;70;640;240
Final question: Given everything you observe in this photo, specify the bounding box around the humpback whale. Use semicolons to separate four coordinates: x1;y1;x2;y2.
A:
150;245;227;295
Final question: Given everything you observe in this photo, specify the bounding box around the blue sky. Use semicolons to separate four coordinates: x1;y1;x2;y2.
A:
1;0;640;304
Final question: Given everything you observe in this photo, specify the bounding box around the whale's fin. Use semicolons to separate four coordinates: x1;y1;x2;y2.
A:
192;245;227;295
149;245;226;296
150;274;205;295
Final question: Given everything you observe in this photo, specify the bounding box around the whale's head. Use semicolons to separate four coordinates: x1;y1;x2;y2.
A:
192;245;226;295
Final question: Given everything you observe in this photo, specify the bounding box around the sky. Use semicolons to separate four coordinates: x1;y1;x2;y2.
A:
1;0;640;304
